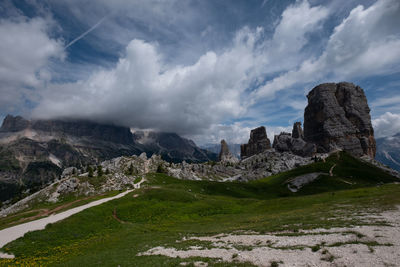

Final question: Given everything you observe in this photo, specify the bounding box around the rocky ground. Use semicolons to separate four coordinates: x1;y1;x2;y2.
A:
140;206;400;267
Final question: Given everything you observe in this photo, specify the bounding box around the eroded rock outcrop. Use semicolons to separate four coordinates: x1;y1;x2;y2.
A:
218;140;239;164
272;122;316;157
240;126;271;159
292;122;304;139
304;82;376;158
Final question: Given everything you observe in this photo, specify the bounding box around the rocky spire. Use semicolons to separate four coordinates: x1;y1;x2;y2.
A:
304;82;376;158
240;126;271;159
219;139;239;164
292;122;304;139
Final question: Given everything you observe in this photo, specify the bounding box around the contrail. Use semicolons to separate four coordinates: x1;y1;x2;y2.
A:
65;15;108;49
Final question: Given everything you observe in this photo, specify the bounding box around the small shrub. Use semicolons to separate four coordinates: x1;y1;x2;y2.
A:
311;244;320;252
87;166;93;177
97;165;103;177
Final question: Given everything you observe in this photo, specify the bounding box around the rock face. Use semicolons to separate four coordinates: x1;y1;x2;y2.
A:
273;122;316;157
218;140;239;164
0;115;30;132
304;82;376;158
241;126;271;159
31;119;134;145
292;122;304;139
133;131;217;163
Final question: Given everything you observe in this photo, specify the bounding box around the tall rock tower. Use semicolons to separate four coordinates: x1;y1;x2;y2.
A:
304;82;376;158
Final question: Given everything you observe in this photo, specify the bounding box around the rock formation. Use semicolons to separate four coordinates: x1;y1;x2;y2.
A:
0;115;30;132
240;126;271;159
304;82;376;158
272;122;316;157
292;122;304;139
218;140;239;164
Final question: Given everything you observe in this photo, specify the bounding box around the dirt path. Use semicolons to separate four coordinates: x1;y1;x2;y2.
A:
140;206;400;267
0;189;134;258
0;177;146;259
6;195;104;227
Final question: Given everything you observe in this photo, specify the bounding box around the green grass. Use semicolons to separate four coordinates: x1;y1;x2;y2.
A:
0;190;121;230
0;152;399;266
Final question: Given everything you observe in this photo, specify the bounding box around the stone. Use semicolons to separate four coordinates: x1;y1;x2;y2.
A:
304;82;376;158
218;140;239;164
240;126;271;159
292;122;304;139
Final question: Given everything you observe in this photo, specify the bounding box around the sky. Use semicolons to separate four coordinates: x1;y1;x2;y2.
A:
0;0;399;145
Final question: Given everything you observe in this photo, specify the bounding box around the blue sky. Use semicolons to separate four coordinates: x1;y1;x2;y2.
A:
0;0;399;145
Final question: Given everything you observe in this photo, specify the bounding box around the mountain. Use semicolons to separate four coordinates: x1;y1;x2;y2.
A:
376;133;400;171
0;115;216;203
201;143;241;158
133;130;217;163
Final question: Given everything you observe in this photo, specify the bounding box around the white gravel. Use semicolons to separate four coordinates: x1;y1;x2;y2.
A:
139;206;400;267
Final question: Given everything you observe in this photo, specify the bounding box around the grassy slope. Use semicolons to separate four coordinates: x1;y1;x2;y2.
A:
0;152;399;266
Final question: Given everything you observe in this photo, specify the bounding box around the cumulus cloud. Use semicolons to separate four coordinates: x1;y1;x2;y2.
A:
254;0;400;99
0;16;64;114
32;0;328;137
373;112;400;138
32;34;256;134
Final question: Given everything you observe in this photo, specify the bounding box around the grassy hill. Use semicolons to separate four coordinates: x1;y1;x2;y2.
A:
1;152;399;266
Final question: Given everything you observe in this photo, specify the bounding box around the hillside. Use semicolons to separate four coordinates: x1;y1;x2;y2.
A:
0;152;399;266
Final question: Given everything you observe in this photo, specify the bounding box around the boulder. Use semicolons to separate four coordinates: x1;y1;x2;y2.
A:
240;126;271;159
304;82;376;158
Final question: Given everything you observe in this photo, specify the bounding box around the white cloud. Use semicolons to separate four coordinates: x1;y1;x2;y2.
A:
0;16;64;114
373;112;400;138
372;96;400;108
32;0;329;138
254;0;400;99
32;34;256;135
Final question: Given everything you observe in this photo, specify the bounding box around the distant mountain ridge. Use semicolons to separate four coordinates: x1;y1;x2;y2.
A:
376;133;400;172
0;115;216;203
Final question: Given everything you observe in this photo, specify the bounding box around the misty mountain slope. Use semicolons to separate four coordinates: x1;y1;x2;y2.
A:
133;131;217;163
376;133;400;171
